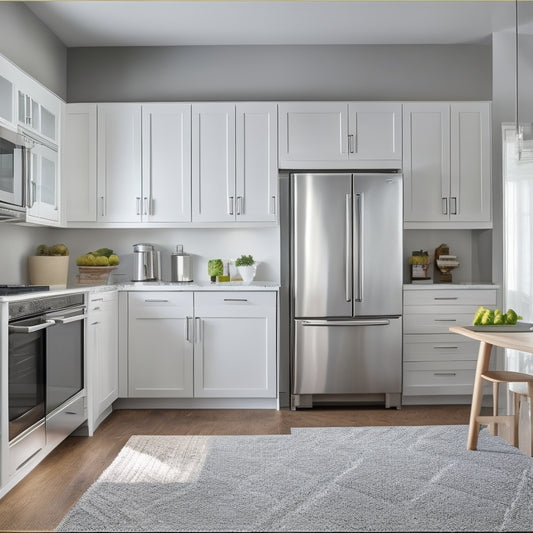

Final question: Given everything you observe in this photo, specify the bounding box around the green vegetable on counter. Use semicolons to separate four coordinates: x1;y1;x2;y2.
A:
472;306;523;326
208;259;224;282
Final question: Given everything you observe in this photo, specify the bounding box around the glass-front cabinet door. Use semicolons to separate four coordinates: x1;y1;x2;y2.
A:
27;143;59;223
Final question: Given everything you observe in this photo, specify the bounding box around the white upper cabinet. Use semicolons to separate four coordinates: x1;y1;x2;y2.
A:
236;103;278;222
64;103;97;222
97;103;142;222
0;56;16;128
278;102;402;169
192;103;236;223
142;103;192;223
192;102;277;223
403;102;491;228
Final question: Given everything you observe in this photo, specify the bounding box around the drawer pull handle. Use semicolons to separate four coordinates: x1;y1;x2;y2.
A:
144;299;169;303
433;346;459;349
433;372;457;376
434;319;457;322
91;298;104;302
223;298;248;302
434;297;458;300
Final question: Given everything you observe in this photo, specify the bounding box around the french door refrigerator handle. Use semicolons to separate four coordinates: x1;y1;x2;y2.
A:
345;194;352;302
301;320;391;327
354;192;362;302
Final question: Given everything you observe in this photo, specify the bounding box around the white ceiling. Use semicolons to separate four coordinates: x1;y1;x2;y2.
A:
24;1;533;48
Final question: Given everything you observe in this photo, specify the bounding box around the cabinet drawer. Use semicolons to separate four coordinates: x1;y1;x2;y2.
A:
404;333;478;362
195;291;276;317
403;289;496;307
403;361;476;396
9;422;46;476
404;312;474;334
129;291;193;318
46;395;86;449
89;290;117;306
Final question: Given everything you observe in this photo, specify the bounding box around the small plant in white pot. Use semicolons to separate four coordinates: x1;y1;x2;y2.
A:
235;254;256;284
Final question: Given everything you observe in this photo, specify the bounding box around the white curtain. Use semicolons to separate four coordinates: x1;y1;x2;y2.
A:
503;125;533;393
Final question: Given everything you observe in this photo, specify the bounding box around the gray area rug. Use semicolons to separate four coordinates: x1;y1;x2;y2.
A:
56;425;533;532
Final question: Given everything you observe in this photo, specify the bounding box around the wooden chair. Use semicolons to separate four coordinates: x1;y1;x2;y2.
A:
475;370;533;451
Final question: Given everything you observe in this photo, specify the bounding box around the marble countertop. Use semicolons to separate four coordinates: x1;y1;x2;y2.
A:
0;281;280;302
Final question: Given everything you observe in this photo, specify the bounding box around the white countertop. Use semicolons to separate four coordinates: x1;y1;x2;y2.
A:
403;283;499;290
0;281;280;302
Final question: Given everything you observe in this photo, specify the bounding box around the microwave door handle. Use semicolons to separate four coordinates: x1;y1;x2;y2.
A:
9;319;55;333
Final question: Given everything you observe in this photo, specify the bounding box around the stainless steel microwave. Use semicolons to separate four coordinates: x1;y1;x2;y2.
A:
0;124;27;221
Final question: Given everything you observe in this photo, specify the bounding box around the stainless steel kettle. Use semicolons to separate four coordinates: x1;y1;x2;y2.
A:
132;243;161;281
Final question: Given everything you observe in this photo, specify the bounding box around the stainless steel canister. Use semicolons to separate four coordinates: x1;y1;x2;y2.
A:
171;245;193;282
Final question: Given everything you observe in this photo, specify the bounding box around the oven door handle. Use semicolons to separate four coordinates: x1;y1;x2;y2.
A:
51;313;88;324
9;319;55;333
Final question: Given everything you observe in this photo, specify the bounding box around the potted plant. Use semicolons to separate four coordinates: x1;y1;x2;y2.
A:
235;254;256;284
28;243;70;289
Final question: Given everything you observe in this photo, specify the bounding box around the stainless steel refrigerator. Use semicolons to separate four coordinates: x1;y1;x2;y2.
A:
290;172;403;409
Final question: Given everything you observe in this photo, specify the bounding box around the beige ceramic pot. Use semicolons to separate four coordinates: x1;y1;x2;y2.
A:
28;255;69;289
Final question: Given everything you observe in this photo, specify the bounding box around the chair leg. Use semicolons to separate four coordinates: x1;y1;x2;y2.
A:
512;392;520;447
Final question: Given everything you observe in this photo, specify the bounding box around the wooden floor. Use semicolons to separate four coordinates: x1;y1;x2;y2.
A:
0;405;471;532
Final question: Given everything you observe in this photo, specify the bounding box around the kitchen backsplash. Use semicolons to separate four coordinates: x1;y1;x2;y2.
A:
3;226;280;286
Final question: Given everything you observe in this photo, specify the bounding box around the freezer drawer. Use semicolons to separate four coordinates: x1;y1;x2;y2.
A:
293;317;402;395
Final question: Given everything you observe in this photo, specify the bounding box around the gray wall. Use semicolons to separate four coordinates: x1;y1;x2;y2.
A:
0;2;67;99
67;44;492;102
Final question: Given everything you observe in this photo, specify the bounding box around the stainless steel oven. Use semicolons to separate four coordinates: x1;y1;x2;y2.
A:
8;293;86;443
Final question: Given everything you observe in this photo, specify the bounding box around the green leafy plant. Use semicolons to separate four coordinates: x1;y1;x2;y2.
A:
235;254;254;267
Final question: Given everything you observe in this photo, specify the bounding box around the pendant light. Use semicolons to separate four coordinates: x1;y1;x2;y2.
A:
515;0;533;161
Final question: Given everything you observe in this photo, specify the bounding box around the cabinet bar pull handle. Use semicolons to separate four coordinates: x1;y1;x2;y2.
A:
99;196;105;217
92;306;101;311
136;197;141;215
223;298;248;302
433;372;457;376
450;196;457;215
227;196;234;215
144;299;169;303
91;321;100;326
195;317;201;342
185;316;191;343
236;196;243;215
442;197;448;215
143;196;148;216
271;196;276;215
434;297;458;300
91;297;104;302
433;346;459;349
348;134;355;153
434;319;457;322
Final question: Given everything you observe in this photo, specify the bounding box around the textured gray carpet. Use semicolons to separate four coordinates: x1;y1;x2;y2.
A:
56;425;533;532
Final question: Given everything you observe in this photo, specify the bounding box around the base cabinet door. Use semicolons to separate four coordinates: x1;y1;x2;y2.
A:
128;292;194;397
193;292;277;398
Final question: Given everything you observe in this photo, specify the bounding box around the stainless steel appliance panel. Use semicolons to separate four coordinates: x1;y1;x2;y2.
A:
352;173;403;316
293;317;402;394
292;173;352;318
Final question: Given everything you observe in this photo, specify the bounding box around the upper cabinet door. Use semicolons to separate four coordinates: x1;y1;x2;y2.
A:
97;103;142;222
64;103;97;222
142;103;192;223
347;102;402;162
192;103;236;223
0;56;17;128
278;102;348;167
235;103;278;222
449;102;491;224
403;103;450;223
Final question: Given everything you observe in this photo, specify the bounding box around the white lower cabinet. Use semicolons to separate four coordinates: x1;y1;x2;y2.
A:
127;291;277;400
87;290;119;430
403;287;497;402
128;292;194;397
194;292;277;398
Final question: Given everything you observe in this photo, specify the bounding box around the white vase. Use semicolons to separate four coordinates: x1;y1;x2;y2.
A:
237;264;256;284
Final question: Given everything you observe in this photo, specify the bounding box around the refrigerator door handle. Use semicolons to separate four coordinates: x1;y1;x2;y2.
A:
301;320;391;327
354;192;362;302
345;194;352;302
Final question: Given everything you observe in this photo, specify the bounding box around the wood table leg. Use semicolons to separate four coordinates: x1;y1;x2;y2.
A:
467;341;493;450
